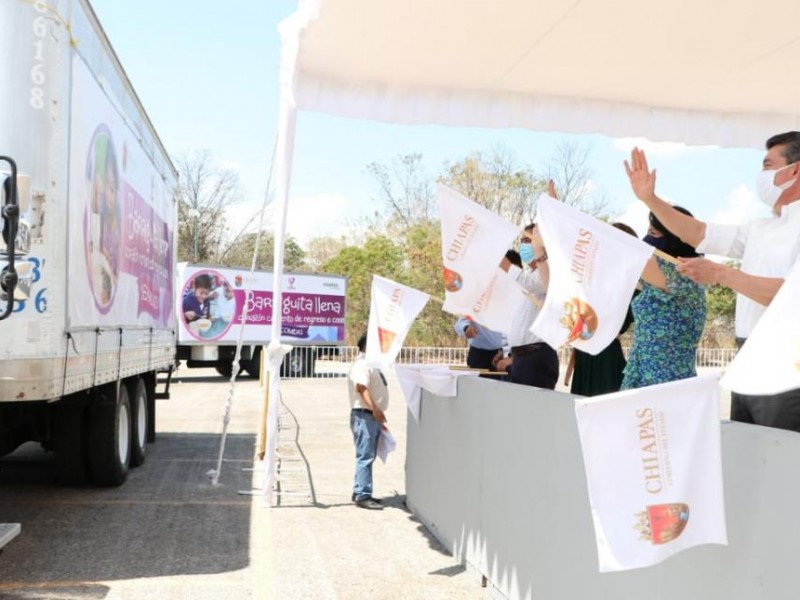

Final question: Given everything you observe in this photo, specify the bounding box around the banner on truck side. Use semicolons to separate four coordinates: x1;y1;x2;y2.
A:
67;56;175;329
176;264;347;344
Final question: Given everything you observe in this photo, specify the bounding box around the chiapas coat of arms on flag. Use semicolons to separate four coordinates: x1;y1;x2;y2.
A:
365;275;429;365
532;194;653;354
438;184;527;333
574;375;727;572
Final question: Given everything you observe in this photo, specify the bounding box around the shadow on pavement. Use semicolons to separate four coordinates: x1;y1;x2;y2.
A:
0;433;256;588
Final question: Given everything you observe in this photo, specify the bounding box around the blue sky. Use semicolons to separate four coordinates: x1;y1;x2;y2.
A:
91;0;772;248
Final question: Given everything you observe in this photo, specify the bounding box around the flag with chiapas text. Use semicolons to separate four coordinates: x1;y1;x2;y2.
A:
438;184;527;333
575;375;727;572
366;275;429;365
531;194;653;354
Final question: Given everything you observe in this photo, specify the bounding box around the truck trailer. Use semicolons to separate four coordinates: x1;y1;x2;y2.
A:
0;0;177;485
176;263;346;379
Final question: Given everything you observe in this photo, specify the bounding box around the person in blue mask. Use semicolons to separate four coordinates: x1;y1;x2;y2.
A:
495;224;559;389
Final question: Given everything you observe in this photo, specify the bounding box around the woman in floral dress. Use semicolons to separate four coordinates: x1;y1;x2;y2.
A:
621;208;706;389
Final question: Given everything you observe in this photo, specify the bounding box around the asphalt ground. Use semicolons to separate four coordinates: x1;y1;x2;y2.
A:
0;367;486;600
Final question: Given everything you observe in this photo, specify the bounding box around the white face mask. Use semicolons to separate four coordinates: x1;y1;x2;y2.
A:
757;163;797;209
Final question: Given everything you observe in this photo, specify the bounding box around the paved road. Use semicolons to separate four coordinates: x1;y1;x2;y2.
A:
0;367;485;600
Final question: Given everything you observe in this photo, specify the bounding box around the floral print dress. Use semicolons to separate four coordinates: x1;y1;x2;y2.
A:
621;258;706;390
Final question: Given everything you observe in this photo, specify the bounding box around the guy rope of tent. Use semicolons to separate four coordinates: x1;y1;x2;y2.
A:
207;135;279;487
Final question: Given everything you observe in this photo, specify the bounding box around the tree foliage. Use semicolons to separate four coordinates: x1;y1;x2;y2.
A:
546;140;612;218
400;221;454;345
175;151;241;262
365;154;435;232
220;231;306;271
440;149;547;225
322;236;405;344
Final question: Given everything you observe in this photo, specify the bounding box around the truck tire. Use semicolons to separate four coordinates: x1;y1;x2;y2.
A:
88;383;131;487
215;359;234;378
126;378;147;468
241;346;262;379
282;348;315;378
53;401;90;485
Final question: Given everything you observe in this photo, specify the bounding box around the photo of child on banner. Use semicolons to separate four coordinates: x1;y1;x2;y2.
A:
365;275;430;365
531;194;654;355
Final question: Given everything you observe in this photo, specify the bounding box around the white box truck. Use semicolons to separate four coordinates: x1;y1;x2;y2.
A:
0;0;177;485
176;263;346;379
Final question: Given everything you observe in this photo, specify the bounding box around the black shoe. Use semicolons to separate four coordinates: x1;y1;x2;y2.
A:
352;493;382;504
355;498;383;510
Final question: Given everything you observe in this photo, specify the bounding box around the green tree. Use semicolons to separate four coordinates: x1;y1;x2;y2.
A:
322;236;405;344
400;221;457;346
220;231;306;271
700;261;738;348
304;234;349;271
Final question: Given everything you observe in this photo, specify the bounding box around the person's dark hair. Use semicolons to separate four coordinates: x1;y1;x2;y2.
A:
505;249;522;268
766;131;800;165
194;274;213;290
357;333;367;353
523;223;536;232
649;207;700;258
612;222;637;238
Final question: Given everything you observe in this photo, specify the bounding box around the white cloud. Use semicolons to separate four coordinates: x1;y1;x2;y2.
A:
711;184;771;225
612;137;718;159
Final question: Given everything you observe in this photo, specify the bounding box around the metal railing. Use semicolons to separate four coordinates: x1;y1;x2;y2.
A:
283;345;738;379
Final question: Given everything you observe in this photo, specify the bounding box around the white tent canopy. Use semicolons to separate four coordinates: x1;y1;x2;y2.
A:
283;0;800;148
260;0;800;503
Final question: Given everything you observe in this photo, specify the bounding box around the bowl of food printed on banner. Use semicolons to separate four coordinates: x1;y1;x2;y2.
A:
181;270;238;341
83;124;122;313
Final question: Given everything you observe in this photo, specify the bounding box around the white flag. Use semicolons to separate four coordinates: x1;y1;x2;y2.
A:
575;375;727;572
532;194;653;354
720;259;800;395
438;184;527;332
366;275;429;365
467;266;529;334
376;426;397;463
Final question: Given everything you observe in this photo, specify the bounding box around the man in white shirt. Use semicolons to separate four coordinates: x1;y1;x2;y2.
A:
348;333;389;509
495;224;559;389
624;131;800;432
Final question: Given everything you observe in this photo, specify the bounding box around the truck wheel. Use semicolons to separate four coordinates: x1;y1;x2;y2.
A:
241;346;262;379
215;359;234;378
126;378;147;468
88;383;131;487
53;401;90;485
282;348;315;378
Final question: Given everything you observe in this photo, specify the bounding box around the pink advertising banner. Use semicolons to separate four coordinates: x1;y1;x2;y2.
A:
67;56;175;329
176;264;346;345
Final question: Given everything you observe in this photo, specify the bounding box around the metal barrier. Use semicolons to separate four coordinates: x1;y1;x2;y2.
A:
285;345;738;379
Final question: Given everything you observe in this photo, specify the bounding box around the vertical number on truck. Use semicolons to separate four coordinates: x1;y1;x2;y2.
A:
29;12;48;110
